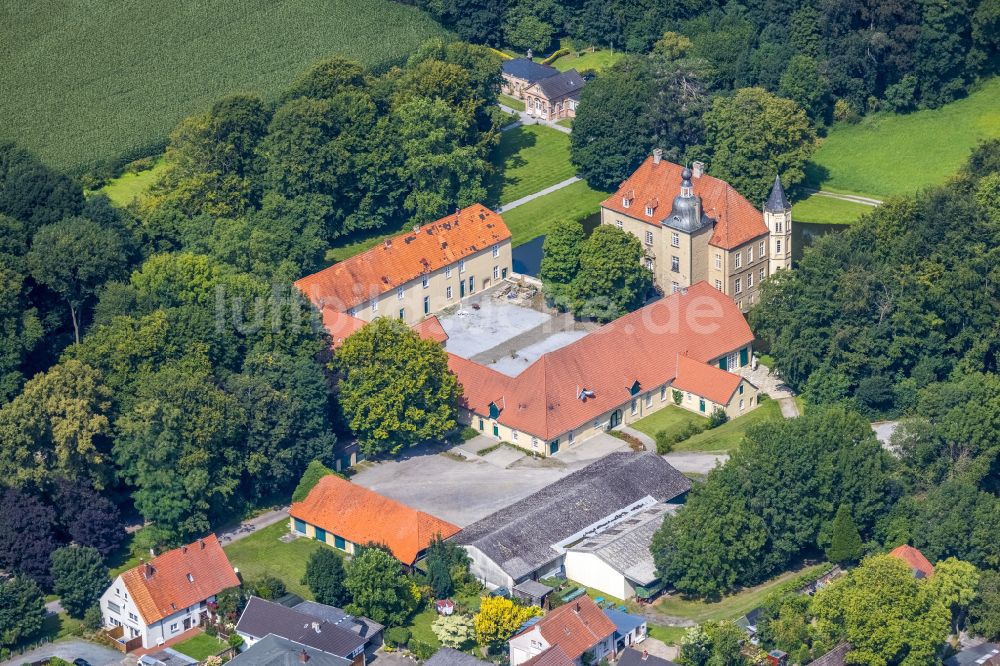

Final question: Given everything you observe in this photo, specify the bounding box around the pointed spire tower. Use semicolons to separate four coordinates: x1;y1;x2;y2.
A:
764;175;792;273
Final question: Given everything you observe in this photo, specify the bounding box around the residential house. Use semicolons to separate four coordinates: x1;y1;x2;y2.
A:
945;643;1000;666
292;600;384;650
563;504;676;600
509;596;617;666
295;204;512;327
426;648;493;666
235;597;368;666
889;544;935;579
454;451;690;591
229;634;352;666
502;58;559;99
289;474;460;567
601;153;792;311
524;69;584;122
617;647;678;666
603;609;647;652
809;643;851;666
447;281;759;456
99;534;240;649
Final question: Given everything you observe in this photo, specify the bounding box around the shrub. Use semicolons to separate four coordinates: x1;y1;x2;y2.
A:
204;623;218;637
410;639;437;660
757;392;770;402
708;408;729;428
82;605;103;632
228;633;245;649
293;459;339;503
542;48;570;65
385;627;411;648
655;430;674;454
460;426;480;441
608;430;645;451
249;574;286;600
672;389;683;405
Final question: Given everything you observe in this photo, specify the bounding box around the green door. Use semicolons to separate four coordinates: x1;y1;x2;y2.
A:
719;357;728;371
739;348;749;366
549;439;559;455
493;423;499;437
460;281;466;298
699;399;706;413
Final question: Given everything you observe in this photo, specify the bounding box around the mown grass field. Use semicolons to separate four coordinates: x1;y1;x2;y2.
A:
502;180;609;247
0;0;449;173
631;405;708;441
99;159;167;207
545;47;623;73
500;94;526;111
807;77;1000;199
791;194;873;226
488;125;576;205
174;633;227;660
675;398;785;452
223;521;329;599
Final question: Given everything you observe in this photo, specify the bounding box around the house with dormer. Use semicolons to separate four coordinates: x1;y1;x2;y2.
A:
99;534;240;649
509;596;617;666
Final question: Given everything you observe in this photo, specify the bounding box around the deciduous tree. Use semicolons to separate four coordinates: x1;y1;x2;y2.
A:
0;576;46;648
539;219;584;307
0;487;60;587
344;548;420;626
50;545;108;618
433;613;476;649
571;225;653;322
302;548;349;607
473;596;539;649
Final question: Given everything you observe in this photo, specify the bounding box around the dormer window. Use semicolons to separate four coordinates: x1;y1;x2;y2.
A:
187;573;194;583
622;197;630;208
645;206;654;216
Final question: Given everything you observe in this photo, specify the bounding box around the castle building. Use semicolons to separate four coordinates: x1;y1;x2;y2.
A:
600;151;792;311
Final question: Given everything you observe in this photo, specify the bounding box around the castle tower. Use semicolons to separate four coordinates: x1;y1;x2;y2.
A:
764;175;792;273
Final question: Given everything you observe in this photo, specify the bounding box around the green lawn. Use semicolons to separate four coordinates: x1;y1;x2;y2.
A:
631;405;708;441
556;118;573;129
675;398;784;453
0;0;449;173
541;47;624;73
223;521;328;599
99;159;166;207
651;564;828;625
501;180;609;247
173;632;227;660
647;624;687;646
499;94;525;112
408;605;445;649
807;77;1000;198
488;125;575;206
791;194;872;226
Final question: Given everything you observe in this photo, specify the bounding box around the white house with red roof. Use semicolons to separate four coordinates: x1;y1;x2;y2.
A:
99;534;240;649
447;282;759;455
509;596;617;666
601;152;792;311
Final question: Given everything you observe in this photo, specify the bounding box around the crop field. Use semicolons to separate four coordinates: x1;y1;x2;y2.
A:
0;0;449;173
807;77;1000;198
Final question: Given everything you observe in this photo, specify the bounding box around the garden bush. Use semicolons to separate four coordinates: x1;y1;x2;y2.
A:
385;627;411;648
410;639;437;660
708;408;729;428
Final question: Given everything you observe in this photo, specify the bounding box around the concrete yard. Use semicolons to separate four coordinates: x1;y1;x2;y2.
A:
438;297;551;359
351;434;628;526
488;329;590;376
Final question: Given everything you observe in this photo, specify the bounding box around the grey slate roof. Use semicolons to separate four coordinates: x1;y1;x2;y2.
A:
567;503;676;585
945;643;1000;666
532;69;585;100
809;643;851;666
236;596;366;658
454;452;691;581
617;647;678;666
292;600;384;640
229;634;352;666
425;647;493;666
502;58;559;84
764;175;790;212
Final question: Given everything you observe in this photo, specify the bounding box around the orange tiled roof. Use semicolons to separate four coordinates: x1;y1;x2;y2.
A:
523;646;574;666
295;205;511;312
532;596;616;661
289;475;460;565
672;354;744;405
322;311;449;349
120;534;240;624
449;282;753;440
601;157;769;250
889;545;935;578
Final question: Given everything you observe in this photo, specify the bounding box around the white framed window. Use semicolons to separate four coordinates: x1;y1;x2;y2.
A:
493;265;499;280
739;384;744;395
459;259;466;273
107;601;120;614
671;232;680;247
645;258;654;270
671;255;680;272
776;220;783;233
615;220;623;229
645;393;652;407
631;399;638;415
747;272;754;288
735;252;742;269
759;240;766;256
748;246;754;262
170;623;179;633
512;431;518;441
129;612;138;622
775;239;782;254
734;278;742;294
446;266;453;278
645;230;653;245
446;286;453;299
645;206;654;216
422;276;429;289
671;281;680;293
660;386;667;401
760;267;766;281
370;300;378;312
715;279;723;291
740;398;745;411
492;244;500;258
397;287;404;300
714;253;721;270
622;197;631;208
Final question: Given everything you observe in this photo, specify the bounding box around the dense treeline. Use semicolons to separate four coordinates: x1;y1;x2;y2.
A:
402;0;998;113
140;40;502;279
751;139;1000;416
0;40;502;606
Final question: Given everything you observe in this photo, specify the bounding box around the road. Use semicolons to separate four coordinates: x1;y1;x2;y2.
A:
217;506;289;545
1;639;122;666
499;103;572;134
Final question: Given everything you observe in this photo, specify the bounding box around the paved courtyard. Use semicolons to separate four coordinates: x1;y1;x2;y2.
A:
438;296;550;359
351;434;628;526
2;639;123;666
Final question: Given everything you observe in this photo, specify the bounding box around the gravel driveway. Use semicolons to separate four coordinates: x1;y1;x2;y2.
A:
2;639;123;666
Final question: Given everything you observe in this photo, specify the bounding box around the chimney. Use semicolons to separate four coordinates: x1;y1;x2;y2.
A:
412;224;420;233
652;148;662;165
692;161;704;178
144;562;154;579
149;547;155;557
574;602;581;613
642;652;649;661
199;538;205;550
527;49;533;60
299;649;311;663
181;546;187;554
